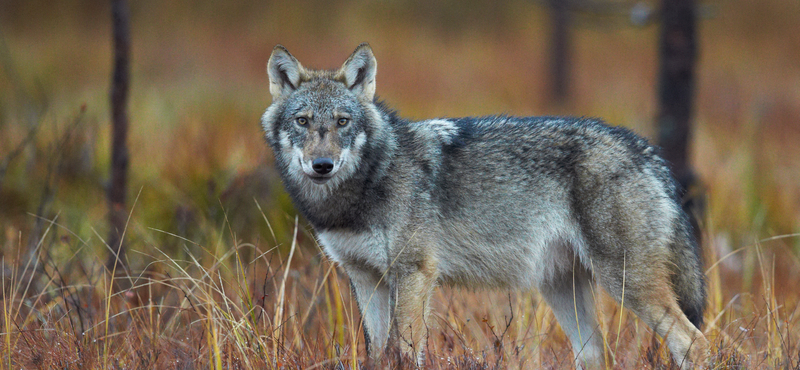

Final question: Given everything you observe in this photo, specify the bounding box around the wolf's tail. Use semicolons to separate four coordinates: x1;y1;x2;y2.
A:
669;213;706;329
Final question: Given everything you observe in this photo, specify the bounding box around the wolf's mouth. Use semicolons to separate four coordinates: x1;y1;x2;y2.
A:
307;174;332;184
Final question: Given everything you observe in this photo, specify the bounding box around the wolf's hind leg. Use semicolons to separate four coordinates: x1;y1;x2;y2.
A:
596;262;708;369
630;298;708;369
539;264;605;369
348;267;392;362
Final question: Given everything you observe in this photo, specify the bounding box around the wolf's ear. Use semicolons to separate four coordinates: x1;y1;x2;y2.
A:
338;43;377;101
267;45;304;100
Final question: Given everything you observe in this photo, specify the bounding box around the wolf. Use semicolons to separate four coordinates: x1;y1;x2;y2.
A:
261;43;708;368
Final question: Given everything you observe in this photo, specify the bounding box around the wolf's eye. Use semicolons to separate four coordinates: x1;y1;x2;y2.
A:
296;117;308;126
338;118;349;126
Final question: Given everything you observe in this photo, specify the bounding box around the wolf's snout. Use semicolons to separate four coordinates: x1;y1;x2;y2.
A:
312;158;334;175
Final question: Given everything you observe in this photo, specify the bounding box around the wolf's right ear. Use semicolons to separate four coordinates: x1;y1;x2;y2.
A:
267;45;304;100
338;43;377;101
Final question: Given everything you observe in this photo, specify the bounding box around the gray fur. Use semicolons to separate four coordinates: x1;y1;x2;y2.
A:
261;44;708;368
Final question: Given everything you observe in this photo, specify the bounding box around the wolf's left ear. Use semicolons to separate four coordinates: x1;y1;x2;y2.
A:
267;45;305;100
338;43;377;101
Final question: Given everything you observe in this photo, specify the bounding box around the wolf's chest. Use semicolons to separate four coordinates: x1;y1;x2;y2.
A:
317;229;389;272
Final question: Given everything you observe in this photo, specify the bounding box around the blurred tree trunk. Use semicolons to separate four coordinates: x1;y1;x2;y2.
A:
548;0;571;104
107;0;130;272
657;0;703;229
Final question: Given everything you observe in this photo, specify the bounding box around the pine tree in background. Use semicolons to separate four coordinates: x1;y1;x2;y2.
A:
107;0;130;272
657;0;703;236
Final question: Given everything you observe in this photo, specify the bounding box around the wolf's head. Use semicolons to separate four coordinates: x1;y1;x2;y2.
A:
262;44;385;199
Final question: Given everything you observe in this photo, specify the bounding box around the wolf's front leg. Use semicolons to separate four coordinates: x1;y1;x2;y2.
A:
392;263;438;367
347;267;392;362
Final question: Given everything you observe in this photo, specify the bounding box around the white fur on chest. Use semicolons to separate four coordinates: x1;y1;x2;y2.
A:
317;229;389;272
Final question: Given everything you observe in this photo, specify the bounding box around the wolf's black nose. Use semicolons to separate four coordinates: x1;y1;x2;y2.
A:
312;158;334;174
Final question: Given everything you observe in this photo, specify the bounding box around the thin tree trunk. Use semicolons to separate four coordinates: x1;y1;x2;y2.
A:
549;0;571;104
657;0;703;231
107;0;130;272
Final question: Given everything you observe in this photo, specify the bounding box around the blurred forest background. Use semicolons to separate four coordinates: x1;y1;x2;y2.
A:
0;0;799;368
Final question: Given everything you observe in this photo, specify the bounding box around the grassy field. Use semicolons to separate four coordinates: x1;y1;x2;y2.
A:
1;0;799;368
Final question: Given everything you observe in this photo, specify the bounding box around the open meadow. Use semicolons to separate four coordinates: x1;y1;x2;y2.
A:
1;0;799;368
